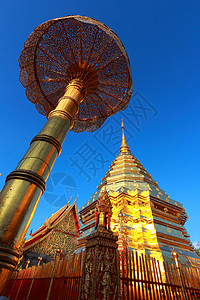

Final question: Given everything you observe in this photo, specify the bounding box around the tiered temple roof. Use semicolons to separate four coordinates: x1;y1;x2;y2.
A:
23;201;80;266
78;121;200;267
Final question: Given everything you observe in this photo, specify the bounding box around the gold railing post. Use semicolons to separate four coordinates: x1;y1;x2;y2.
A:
171;249;187;300
46;247;61;300
26;256;42;300
0;79;84;294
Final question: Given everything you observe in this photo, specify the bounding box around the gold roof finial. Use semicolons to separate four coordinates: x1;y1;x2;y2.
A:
121;118;125;130
119;119;131;154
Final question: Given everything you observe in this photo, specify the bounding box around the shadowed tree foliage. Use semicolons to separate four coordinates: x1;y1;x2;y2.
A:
194;242;200;257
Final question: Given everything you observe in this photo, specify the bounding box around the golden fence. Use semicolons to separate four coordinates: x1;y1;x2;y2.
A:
5;251;83;300
4;250;200;300
120;250;200;300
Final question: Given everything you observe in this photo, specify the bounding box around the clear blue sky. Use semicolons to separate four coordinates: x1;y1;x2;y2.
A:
0;0;199;245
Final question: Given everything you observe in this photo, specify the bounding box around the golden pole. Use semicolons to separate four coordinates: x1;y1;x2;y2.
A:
0;79;84;294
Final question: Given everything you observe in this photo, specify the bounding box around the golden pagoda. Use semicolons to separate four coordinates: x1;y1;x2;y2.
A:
78;121;200;267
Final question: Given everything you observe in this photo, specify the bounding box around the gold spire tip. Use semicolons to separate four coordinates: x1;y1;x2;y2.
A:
119;120;131;154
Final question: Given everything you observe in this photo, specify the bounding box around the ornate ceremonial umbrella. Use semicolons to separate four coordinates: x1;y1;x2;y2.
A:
0;15;132;291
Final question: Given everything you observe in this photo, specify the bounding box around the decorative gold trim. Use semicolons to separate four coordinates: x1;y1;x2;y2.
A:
30;134;62;155
6;170;46;194
0;245;20;271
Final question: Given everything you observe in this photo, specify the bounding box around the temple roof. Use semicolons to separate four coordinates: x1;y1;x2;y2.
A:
79;121;186;214
24;201;81;250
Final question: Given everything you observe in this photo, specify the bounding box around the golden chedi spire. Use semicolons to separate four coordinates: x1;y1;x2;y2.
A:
119;119;131;154
78;121;200;270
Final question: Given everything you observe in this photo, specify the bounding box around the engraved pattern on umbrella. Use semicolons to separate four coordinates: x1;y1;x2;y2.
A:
19;16;133;132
